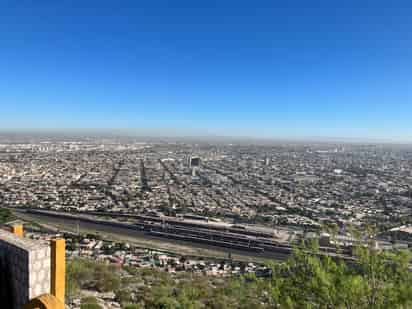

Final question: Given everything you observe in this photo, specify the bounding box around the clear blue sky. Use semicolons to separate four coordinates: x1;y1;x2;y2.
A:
1;1;411;141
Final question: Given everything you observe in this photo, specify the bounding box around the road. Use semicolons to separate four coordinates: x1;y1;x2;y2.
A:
11;208;356;264
11;208;288;262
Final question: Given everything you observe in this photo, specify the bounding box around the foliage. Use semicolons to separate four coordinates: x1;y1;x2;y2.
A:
0;208;14;224
123;305;144;309
266;241;412;309
67;242;412;309
66;258;121;302
80;305;102;309
80;296;102;309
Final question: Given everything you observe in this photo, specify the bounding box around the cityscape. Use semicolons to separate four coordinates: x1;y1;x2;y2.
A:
2;136;412;234
2;134;412;308
2;1;412;308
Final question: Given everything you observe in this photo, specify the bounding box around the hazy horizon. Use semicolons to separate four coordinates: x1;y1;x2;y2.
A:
0;127;411;145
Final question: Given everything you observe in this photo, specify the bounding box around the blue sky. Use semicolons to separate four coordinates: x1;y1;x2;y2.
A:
1;1;412;141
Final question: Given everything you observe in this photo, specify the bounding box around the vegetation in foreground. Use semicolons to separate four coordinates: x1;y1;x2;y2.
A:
67;241;412;309
0;208;14;224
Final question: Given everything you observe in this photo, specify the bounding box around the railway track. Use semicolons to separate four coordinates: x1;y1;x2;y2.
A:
12;208;354;261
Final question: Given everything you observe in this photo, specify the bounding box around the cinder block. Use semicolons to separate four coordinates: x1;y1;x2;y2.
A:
34;283;43;296
0;230;51;309
43;258;51;269
33;260;43;271
37;269;46;282
37;248;46;260
29;272;37;286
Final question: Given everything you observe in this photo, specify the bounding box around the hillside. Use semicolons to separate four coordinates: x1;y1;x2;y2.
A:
66;241;412;309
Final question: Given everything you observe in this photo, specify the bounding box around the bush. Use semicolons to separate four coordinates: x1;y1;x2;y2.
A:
69;241;412;309
123;304;143;309
81;296;102;309
116;289;133;304
0;208;14;224
80;304;102;309
66;259;121;300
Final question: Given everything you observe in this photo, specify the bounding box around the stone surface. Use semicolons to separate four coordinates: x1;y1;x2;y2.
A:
0;230;51;309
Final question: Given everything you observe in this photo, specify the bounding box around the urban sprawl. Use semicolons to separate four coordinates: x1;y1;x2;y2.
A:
1;135;412;263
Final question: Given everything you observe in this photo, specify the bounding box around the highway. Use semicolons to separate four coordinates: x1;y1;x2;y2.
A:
10;208;357;263
11;208;294;261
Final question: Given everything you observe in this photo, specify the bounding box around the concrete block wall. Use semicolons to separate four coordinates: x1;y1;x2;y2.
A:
0;230;51;309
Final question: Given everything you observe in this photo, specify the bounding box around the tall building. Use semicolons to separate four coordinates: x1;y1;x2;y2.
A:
189;156;201;167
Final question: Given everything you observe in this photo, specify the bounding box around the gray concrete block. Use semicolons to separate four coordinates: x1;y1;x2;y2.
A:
0;230;51;309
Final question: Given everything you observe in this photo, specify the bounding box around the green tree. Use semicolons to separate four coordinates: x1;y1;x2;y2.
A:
67;239;412;309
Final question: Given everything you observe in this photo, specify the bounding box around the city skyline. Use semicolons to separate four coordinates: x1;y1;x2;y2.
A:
1;1;412;141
